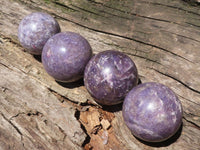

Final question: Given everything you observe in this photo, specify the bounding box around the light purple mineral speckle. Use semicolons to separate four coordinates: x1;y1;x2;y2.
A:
18;12;60;55
42;32;92;82
122;82;183;142
84;50;138;105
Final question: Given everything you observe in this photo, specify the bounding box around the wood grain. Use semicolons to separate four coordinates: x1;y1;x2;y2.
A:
0;0;200;149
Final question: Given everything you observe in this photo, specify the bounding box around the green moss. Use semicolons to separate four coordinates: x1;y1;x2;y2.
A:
43;0;51;4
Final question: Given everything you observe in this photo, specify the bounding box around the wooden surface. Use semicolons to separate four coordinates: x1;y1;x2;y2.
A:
0;0;200;149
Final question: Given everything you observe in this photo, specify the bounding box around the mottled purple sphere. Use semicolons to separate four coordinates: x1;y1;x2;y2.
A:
18;12;60;55
84;50;138;105
42;32;92;82
123;82;183;142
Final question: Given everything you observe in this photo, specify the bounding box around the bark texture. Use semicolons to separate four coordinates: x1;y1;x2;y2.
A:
0;0;200;149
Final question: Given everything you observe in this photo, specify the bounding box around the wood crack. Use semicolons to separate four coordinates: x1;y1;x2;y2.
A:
183;0;200;5
53;1;78;12
125;52;163;65
0;33;21;47
74;109;91;148
1;112;23;137
71;4;108;18
9;112;26;120
9;111;43;121
183;116;200;130
152;68;200;94
140;1;200;17
47;87;99;147
0;62;12;70
161;29;200;43
186;22;200;28
177;93;200;106
55;124;67;142
47;87;79;104
72;3;131;20
184;112;200;118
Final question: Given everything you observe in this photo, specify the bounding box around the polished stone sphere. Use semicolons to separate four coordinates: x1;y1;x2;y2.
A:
42;32;92;82
84;50;138;105
18;12;60;55
122;82;183;142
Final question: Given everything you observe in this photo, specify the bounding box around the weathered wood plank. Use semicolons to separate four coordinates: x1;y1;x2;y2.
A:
0;60;86;150
0;0;200;149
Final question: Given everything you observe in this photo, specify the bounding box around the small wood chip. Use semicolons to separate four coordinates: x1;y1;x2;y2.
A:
100;119;111;130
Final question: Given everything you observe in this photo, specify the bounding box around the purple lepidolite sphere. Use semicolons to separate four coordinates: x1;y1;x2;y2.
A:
18;12;60;55
42;32;92;82
84;50;138;105
122;82;183;142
